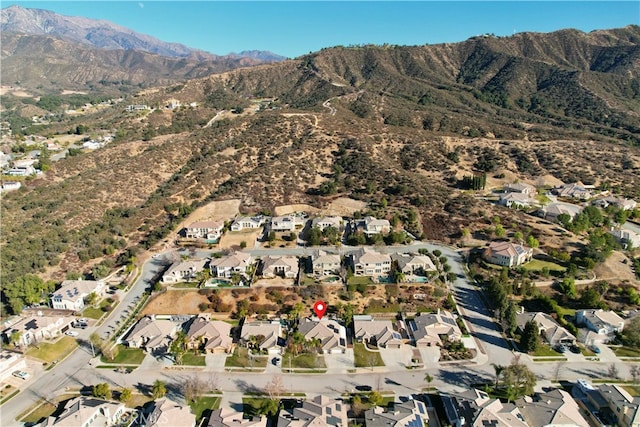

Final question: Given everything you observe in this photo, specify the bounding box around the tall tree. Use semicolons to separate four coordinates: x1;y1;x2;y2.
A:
502;356;536;402
520;320;539;353
152;380;166;398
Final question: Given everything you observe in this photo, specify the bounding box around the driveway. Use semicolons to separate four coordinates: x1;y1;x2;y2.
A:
206;353;229;371
379;347;413;370
324;349;354;373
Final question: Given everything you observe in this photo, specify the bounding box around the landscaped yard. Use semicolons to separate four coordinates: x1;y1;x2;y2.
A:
532;344;563;357
182;352;206;366
172;282;199;288
189;396;220;421
27;336;78;364
282;352;327;370
100;345;146;365
20;400;58;424
225;347;268;368
353;343;385;368
82;306;105;320
348;276;374;286
523;259;566;273
613;346;640;358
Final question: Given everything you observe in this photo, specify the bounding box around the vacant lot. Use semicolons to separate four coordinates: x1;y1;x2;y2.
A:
275;204;320;216
142;289;210;315
175;199;241;235
323;197;367;216
218;229;262;249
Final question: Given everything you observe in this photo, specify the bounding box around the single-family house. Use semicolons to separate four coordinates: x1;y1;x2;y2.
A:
260;256;299;279
50;280;105;311
576;309;625;340
391;253;436;275
5;166;35;176
552;182;592;200
184;220;224;241
207;408;267;427
350;247;392;276
483;241;533;267
210;251;253;279
125;104;149;112
297;318;346;354
609;228;640;249
277;395;348;427
1;181;22;192
362;216;391;235
499;192;535;209
442;389;528;427
144;398;196;427
0;351;27;382
516;312;576;347
353;315;403;349
311;250;341;277
411;309;463;347
504;183;537;196
123;316;177;353
270;215;297;232
311;216;342;231
364;399;431;427
161;259;208;284
240;321;283;354
600;196;638;211
3;315;74;347
185;315;233;353
540;202;583;223
589;384;640;427
515;389;590;427
37;396;127;427
230;216;266;231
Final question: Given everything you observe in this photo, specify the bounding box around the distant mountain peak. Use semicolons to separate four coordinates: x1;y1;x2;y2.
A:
0;4;284;61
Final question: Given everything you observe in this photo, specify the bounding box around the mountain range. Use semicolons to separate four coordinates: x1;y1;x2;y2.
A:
0;5;285;91
1;11;639;286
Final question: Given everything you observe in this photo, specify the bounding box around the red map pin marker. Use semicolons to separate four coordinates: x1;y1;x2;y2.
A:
313;301;327;320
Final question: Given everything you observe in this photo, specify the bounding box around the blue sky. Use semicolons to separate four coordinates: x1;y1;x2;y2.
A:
6;1;640;58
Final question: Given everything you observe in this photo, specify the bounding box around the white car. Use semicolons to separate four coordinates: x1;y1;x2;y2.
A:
12;370;30;380
65;330;79;337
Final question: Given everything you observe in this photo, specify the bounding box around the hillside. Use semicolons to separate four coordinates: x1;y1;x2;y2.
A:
2;25;640;296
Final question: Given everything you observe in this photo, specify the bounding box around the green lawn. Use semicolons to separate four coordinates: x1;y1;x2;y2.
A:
27;336;78;363
100;345;146;364
614;346;640;358
282;353;327;369
532;344;563;357
189;396;221;421
172;282;199;288
182;352;206;366
523;259;566;272
225;347;268;368
82;306;105;320
20;400;58;424
353;343;385;368
347;276;373;286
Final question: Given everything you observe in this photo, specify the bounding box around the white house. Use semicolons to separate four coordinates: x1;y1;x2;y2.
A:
362;216;391;235
311;216;342;231
270;215;296;232
240;321;283;354
412;309;463;347
161;259;208;284
260;255;299;279
391;253;436;275
210;251;253;279
552;182;592;199
0;351;27;382
311;250;341;277
184;220;224;241
576;309;624;340
50;280;105;311
37;396;127;427
145;398;196;427
353;315;403;349
504;182;537;196
123;316;177;353
230;216;266;231
297;318;346;354
350;247;391;276
3;314;74;347
499;192;534;209
609;228;640;249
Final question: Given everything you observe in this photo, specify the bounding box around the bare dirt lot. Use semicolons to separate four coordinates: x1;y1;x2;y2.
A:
594;250;638;284
142;289;210;315
173;199;241;238
275;204;320;216
322;197;368;216
218;229;262;250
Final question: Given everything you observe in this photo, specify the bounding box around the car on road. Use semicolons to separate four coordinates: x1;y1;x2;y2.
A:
65;330;79;337
272;357;281;366
355;385;372;392
12;370;30;380
591;345;601;354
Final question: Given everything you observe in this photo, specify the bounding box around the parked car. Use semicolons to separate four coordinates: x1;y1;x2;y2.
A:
355;385;372;392
556;344;567;353
569;345;581;354
591;345;601;354
12;370;30;380
65;330;79;337
272;357;281;366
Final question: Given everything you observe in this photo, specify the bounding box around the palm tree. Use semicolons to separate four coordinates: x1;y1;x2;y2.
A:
492;363;505;390
424;373;434;391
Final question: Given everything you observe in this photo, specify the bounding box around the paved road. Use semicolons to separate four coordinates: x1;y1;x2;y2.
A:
2;242;637;425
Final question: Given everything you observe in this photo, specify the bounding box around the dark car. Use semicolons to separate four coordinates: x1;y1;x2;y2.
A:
355;385;372;392
556;344;567;353
591;345;601;354
569;345;581;354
